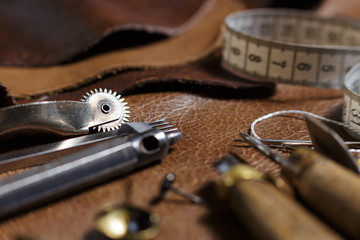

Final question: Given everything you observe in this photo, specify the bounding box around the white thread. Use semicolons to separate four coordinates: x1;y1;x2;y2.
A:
250;110;360;140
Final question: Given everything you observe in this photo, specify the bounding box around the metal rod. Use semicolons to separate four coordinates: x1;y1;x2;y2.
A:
0;129;181;220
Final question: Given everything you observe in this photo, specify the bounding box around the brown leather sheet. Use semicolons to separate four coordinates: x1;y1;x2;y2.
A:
0;0;244;98
36;50;275;102
0;0;357;239
0;0;212;67
0;84;343;240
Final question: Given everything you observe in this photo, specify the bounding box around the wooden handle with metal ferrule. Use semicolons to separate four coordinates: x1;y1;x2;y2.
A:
228;180;343;240
292;149;360;239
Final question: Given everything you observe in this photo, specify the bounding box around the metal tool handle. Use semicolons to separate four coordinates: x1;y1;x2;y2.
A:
0;129;170;220
291;149;360;239
0;101;93;138
228;180;343;240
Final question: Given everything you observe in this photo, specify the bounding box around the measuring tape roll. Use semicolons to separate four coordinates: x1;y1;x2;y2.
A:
222;8;360;89
343;63;360;130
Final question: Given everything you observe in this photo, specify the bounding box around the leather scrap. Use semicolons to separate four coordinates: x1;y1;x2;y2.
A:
0;0;213;67
0;84;16;107
40;50;275;102
0;0;245;99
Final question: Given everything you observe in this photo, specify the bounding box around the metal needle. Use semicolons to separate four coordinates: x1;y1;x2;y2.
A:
152;173;203;205
164;173;203;204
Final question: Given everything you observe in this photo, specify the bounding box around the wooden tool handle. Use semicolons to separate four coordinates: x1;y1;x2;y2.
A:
229;180;342;240
297;157;360;239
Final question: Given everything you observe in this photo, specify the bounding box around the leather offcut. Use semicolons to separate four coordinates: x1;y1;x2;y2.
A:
0;0;212;67
39;50;275;102
0;0;245;98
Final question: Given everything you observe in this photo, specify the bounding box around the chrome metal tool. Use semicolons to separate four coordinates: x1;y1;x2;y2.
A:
0;119;176;173
0;88;130;139
0;127;182;220
151;173;203;205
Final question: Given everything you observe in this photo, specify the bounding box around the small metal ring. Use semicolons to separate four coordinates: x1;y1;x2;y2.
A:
101;103;111;114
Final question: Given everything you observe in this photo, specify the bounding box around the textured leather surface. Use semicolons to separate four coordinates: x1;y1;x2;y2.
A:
0;84;343;240
0;0;355;239
0;0;212;67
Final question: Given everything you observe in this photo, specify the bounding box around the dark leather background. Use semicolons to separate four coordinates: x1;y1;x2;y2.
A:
0;0;354;239
0;0;211;66
0;0;241;98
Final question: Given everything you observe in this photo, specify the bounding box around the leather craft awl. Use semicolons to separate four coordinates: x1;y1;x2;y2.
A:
214;154;343;240
241;130;360;239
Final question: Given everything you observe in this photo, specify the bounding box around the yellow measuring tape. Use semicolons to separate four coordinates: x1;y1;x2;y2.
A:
222;8;360;131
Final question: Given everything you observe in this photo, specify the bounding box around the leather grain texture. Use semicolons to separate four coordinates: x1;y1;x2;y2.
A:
0;70;346;236
0;84;343;240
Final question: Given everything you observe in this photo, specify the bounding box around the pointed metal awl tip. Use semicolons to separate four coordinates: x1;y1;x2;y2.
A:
239;133;272;155
239;133;289;167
